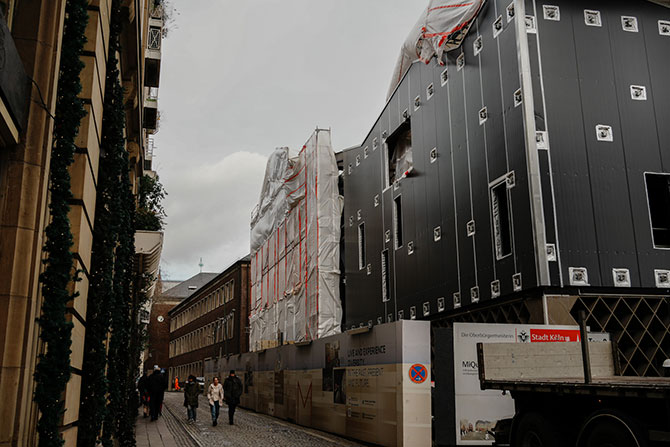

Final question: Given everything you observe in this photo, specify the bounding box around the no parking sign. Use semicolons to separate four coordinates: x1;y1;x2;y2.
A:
409;363;427;384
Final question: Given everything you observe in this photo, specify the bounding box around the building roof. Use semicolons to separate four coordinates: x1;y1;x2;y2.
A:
161;272;219;300
168;255;250;317
161;280;181;293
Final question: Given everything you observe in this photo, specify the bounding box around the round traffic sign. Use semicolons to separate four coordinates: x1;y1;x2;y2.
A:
409;363;427;384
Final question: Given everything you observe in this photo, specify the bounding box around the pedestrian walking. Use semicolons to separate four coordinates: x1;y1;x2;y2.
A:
183;375;200;422
148;365;167;421
223;370;243;425
174;375;181;391
137;370;150;418
207;376;224;426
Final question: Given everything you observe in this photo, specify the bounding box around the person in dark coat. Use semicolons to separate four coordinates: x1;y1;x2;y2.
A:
223;370;243;425
183;375;201;422
137;371;150;418
148;365;167;421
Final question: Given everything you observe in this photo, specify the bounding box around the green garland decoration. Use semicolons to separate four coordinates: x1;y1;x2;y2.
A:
80;0;168;443
77;0;126;444
34;1;88;446
102;67;136;446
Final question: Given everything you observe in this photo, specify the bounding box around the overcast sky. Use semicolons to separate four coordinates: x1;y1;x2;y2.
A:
155;1;426;281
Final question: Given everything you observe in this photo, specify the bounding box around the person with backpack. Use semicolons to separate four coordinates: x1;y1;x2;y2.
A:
223;370;243;425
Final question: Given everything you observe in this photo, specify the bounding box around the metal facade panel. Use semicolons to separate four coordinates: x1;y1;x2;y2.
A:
533;2;601;287
409;63;431;307
447;47;478;308
344;146;364;326
606;2;670;287
367;142;386;326
525;0;562;286
642;6;670;172
433;55;461;313
420;60;447;315
383;186;397;321
465;17;496;304
571;4;639;287
480;0;518;297
538;151;561;284
534;0;670;289
499;0;538;291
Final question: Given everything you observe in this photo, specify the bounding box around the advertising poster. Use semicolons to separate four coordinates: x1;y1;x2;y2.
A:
452;323;593;445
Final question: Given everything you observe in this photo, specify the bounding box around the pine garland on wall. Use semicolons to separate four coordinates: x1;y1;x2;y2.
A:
34;1;88;446
78;0;136;444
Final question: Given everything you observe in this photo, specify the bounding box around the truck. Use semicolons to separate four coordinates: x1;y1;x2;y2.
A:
477;317;670;447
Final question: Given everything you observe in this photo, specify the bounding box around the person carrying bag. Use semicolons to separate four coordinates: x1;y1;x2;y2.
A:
207;376;224;426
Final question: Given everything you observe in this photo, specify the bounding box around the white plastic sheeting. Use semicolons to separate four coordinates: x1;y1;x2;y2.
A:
388;0;485;99
249;129;342;351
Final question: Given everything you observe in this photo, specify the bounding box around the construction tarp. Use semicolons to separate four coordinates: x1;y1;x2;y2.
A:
249;129;342;350
387;0;484;99
389;0;669;98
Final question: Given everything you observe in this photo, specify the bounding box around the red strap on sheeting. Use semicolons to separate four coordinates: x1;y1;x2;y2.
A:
314;132;319;335
304;149;309;340
428;2;473;12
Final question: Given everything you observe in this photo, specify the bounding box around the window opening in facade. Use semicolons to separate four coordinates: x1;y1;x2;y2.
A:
491;181;513;259
645;173;670;248
358;223;366;270
385;121;412;187
381;249;390;302
393;196;403;249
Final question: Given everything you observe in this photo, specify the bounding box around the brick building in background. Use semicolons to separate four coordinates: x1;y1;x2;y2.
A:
145;272;217;372
168;256;250;385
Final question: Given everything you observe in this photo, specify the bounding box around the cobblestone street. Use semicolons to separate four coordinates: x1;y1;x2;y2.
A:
159;392;366;447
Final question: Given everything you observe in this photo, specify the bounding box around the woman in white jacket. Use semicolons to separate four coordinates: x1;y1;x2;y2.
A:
207;377;224;426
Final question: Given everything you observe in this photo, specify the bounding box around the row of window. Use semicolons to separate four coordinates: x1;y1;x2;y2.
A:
170;279;235;332
356;131;670;272
169;314;235;358
169;362;202;386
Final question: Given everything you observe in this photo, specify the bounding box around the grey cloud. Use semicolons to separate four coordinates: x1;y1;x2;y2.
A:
155;0;426;279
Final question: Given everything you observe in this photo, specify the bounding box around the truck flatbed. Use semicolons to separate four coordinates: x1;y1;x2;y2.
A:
481;375;670;399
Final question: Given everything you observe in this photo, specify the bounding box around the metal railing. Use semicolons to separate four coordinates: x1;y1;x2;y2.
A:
148;27;161;50
146;137;155;160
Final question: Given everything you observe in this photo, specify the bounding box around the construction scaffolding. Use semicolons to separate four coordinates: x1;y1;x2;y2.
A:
249;129;342;351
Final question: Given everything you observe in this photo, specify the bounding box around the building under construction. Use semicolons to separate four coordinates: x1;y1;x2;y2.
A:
341;0;670;378
247;0;670;377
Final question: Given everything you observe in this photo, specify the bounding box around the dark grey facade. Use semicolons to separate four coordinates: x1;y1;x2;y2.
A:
342;0;670;331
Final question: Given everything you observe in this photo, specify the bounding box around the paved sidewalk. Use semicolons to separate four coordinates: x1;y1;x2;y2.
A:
135;404;197;447
162;391;365;447
135;413;178;447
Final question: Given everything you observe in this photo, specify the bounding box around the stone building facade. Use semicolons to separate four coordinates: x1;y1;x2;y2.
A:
0;1;164;445
168;257;250;385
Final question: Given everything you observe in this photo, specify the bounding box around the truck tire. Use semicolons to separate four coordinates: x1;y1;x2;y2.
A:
582;415;645;447
514;412;562;447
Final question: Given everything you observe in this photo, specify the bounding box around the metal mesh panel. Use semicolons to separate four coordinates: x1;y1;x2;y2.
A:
570;295;670;377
